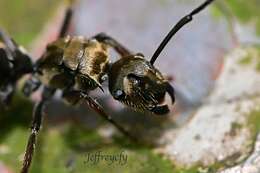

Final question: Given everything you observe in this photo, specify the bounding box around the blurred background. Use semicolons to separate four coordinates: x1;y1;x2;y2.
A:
0;0;259;172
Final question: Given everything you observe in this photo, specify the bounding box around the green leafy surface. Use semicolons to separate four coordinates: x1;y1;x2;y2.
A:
0;0;61;46
214;0;260;35
0;96;174;173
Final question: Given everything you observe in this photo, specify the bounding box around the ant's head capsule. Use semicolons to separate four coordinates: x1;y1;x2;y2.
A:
109;54;175;115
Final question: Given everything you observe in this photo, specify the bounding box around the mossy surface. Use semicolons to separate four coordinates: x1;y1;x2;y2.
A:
248;108;260;137
0;96;175;173
0;96;234;173
237;47;260;73
212;0;260;36
0;0;61;46
239;55;252;65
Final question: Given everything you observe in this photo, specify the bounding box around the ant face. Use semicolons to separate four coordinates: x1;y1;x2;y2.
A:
109;54;175;115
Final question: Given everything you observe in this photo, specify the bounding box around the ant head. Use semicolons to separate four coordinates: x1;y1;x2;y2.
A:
109;54;174;115
107;0;214;114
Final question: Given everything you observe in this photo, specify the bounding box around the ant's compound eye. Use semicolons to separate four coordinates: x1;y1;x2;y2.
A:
127;74;141;86
131;78;139;86
113;89;126;100
100;74;108;82
135;53;144;57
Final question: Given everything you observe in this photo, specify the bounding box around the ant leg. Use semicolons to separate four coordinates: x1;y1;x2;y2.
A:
93;33;132;57
21;100;45;173
21;87;55;173
62;90;137;142
0;84;14;106
58;0;75;38
22;77;41;97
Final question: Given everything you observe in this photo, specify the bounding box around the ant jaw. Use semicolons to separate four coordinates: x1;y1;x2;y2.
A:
146;83;174;115
149;104;170;115
118;89;172;115
147;87;173;115
165;82;175;104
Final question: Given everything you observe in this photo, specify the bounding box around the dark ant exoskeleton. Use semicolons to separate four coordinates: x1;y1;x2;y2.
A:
0;30;33;106
0;0;215;172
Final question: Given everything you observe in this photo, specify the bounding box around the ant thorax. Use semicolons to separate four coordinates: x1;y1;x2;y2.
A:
36;36;109;91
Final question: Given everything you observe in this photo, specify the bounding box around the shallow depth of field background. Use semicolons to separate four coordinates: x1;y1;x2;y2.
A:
0;0;260;173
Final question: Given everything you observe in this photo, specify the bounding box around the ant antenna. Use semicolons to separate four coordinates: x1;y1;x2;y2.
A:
150;0;215;65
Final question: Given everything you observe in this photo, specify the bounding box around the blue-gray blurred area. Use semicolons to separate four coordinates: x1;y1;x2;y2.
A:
73;0;234;116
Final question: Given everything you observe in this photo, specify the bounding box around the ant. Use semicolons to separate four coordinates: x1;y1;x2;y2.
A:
0;31;33;107
0;0;215;172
